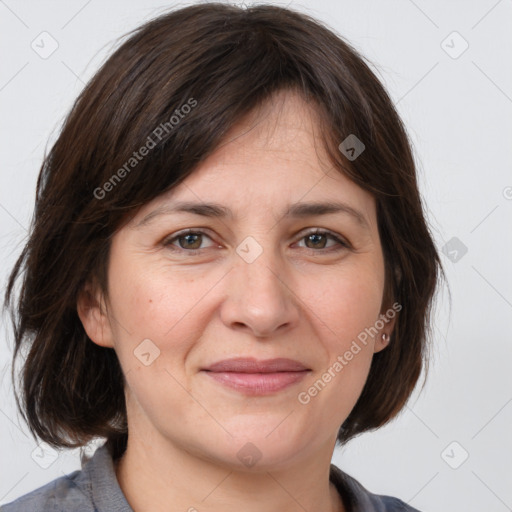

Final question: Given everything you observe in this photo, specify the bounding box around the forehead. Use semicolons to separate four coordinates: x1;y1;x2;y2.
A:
130;89;377;227
207;89;330;169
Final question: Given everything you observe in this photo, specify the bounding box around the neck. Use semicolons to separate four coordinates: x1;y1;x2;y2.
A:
115;432;345;512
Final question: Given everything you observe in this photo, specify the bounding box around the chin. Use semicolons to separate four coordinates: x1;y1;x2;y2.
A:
208;427;313;470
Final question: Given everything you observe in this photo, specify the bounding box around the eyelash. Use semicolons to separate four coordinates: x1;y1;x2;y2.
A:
162;228;350;255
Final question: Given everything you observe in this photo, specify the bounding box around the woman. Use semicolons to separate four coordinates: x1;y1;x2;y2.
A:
2;3;441;511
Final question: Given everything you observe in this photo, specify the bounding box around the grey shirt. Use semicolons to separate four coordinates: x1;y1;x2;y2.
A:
1;444;420;511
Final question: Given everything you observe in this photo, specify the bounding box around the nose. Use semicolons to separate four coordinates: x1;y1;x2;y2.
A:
219;246;301;338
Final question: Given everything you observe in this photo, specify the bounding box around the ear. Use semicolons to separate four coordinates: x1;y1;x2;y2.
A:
76;278;115;348
373;307;398;354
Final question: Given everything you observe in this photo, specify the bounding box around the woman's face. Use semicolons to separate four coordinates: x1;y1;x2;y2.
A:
80;90;393;470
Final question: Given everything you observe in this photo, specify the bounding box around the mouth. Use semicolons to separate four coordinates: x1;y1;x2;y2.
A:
201;357;311;395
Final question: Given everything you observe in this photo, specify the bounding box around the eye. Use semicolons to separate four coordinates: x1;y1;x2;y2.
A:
162;228;350;255
295;229;350;252
163;229;216;252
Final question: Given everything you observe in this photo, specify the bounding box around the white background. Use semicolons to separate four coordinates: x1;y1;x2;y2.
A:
1;1;511;511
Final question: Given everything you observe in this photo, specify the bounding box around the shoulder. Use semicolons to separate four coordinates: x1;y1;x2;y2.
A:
369;494;421;512
1;443;130;512
329;463;422;512
0;468;94;512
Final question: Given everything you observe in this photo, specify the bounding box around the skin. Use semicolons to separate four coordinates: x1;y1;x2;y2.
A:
78;89;395;512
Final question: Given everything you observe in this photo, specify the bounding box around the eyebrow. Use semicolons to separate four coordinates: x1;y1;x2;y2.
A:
133;200;369;229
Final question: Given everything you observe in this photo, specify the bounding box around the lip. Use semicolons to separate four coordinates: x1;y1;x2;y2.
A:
201;357;311;395
203;357;309;373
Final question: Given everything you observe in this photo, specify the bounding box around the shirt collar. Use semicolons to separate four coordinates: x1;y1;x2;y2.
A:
329;463;383;512
83;443;381;512
83;443;133;512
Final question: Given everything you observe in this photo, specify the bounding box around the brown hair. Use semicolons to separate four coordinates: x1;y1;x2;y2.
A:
3;3;442;460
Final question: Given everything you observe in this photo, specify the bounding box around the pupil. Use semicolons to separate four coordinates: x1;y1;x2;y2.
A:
179;233;327;250
183;234;200;248
308;234;325;248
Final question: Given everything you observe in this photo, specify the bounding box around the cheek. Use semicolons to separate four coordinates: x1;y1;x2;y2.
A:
105;265;206;419
304;261;384;348
107;257;216;369
295;263;384;417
